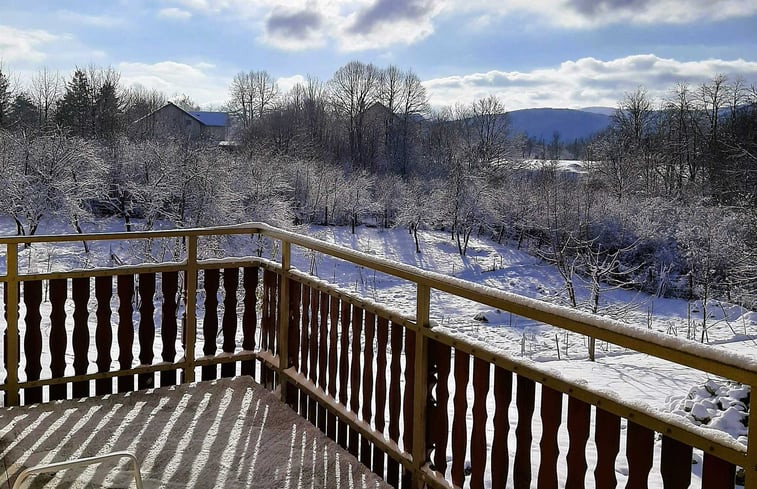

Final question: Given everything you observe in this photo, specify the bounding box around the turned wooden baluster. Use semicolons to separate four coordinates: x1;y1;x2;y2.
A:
117;275;135;393
428;340;451;478
338;298;350;447
594;407;620;489
537;386;563;489
308;286;319;424
161;271;179;387
202;269;219;381
349;306;363;458
565;397;591;489
299;283;310;415
660;435;692;489
625;421;654;489
241;267;258;378
327;295;339;441
317;290;329;433
387;321;403;487
361;311;375;468
470;358;490;489
374;316;389;478
138;273;155;390
95;276;113;395
491;366;513;488
23;280;43;404
221;268;238;378
287;279;301;410
702;453;735;489
451;349;470;487
514;375;535;489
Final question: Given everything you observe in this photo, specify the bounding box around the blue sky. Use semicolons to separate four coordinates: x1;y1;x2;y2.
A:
1;0;756;110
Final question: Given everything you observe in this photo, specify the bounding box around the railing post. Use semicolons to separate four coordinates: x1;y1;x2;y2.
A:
412;283;431;488
746;384;757;489
183;236;197;383
278;241;291;404
4;243;19;406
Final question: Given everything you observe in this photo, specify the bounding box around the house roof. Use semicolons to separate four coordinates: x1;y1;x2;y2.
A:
188;111;230;127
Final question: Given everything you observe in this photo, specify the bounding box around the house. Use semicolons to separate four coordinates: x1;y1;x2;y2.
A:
130;101;230;143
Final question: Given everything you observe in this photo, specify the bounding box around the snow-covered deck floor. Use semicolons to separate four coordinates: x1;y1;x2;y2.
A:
0;377;390;488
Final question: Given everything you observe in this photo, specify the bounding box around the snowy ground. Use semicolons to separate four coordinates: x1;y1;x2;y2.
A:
1;217;755;488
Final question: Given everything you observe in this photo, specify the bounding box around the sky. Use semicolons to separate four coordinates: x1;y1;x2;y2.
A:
1;0;757;110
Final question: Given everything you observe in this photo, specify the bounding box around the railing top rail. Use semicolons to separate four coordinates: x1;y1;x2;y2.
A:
3;222;756;384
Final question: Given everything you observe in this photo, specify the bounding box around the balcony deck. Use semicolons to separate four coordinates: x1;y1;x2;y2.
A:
0;377;389;488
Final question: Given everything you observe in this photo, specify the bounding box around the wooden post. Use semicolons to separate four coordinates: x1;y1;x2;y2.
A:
5;243;19;406
278;240;291;404
412;284;430;489
183;236;197;383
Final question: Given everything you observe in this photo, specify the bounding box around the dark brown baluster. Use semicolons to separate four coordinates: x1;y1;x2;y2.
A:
491;366;512;488
403;328;416;455
594;408;620;489
260;270;274;387
308;287;319;424
71;277;90;398
660;436;692;489
202;269;219;381
287;279;301;410
566;397;591;489
374;316;389;477
317;290;329;433
49;279;68;400
361;311;375;468
95;277;112;395
349;306;363;458
299;283;310;415
241;267;258;377
626;421;654;489
537;386;562;489
451;349;470;487
471;358;490;489
327;295;339;441
161;271;178;387
338;299;350;447
514;375;535;489
23;281;43;404
117;275;134;393
138;273;155;390
387;321;403;487
429;340;451;478
702;453;735;489
221;268;239;378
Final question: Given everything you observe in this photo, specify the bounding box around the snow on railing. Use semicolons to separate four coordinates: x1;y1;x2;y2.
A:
1;223;756;489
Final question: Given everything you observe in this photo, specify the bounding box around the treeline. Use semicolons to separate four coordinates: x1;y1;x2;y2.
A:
0;63;756;313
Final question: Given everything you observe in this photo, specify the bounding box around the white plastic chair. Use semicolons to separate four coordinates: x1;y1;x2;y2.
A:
11;451;143;489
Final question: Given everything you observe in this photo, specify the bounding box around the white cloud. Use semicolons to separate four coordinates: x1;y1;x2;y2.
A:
276;74;306;92
423;54;757;110
158;8;193;21
119;61;230;108
56;11;125;28
0;25;59;63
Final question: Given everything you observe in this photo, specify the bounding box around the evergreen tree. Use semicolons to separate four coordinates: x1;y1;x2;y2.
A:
95;80;120;140
10;93;38;132
0;67;11;129
56;69;93;137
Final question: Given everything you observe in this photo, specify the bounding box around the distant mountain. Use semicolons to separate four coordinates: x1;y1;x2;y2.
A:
580;106;616;116
507;108;612;141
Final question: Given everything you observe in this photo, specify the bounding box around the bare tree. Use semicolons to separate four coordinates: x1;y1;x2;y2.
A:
30;68;62;131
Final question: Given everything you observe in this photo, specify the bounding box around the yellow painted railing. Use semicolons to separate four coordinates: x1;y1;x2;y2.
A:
1;223;754;488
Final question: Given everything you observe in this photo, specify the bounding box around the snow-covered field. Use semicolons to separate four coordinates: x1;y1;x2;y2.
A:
1;217;754;488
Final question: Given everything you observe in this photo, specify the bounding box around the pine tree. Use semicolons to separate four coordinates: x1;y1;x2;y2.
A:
56;69;93;137
95;80;120;140
0;67;11;129
10;93;38;132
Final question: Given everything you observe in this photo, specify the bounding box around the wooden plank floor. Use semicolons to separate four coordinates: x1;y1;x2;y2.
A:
0;377;391;488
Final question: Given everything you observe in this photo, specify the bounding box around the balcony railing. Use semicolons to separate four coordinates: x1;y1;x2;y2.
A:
1;223;755;489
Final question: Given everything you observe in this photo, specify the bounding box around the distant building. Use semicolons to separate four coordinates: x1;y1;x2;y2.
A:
130;102;230;143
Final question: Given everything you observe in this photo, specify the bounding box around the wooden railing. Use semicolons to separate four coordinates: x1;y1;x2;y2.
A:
1;223;755;489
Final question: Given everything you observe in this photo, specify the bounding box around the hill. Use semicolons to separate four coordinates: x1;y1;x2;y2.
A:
507;107;612;141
